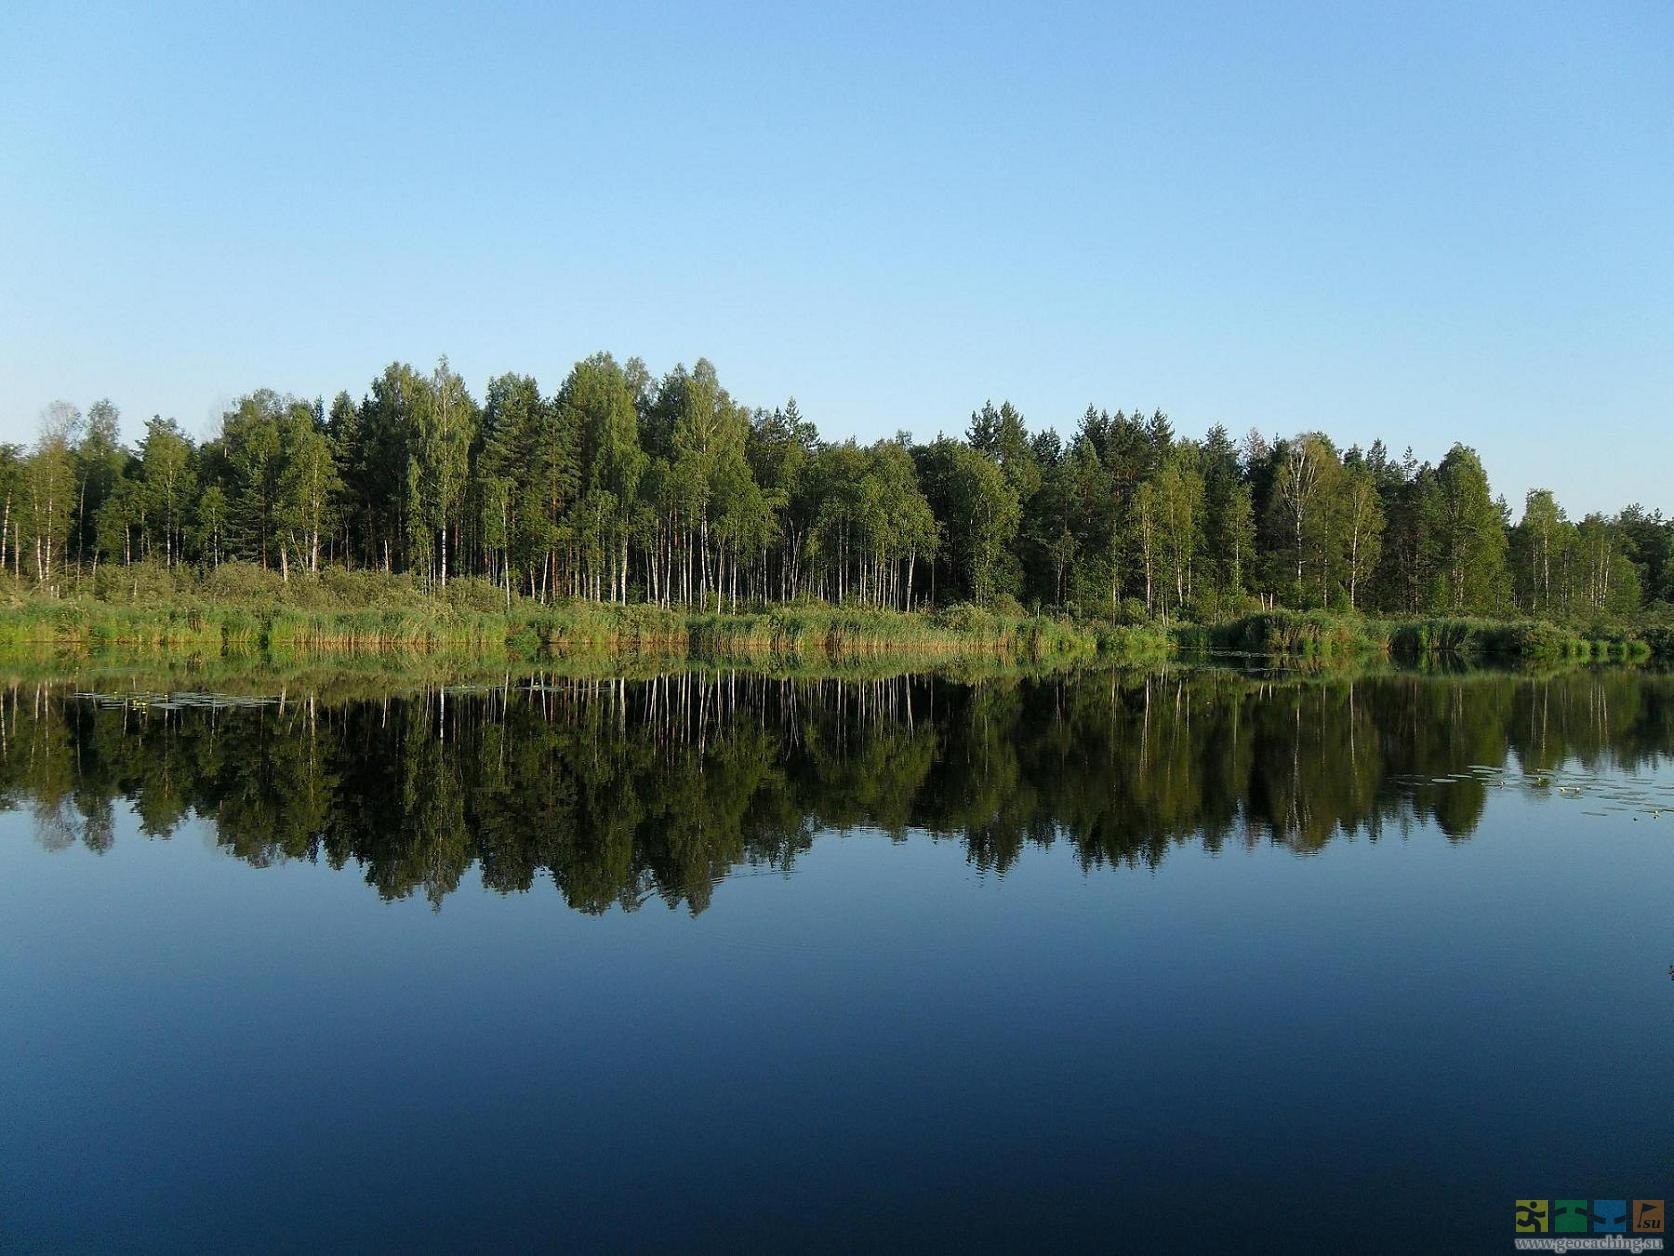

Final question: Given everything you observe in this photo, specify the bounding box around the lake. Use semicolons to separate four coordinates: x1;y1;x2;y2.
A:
2;666;1671;1252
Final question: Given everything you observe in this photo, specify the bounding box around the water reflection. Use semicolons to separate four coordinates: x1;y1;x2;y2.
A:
6;669;1672;912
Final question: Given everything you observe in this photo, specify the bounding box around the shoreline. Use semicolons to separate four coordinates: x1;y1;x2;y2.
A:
0;599;1666;667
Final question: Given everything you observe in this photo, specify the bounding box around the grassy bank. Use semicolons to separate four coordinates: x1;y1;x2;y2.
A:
1;563;1662;669
1180;610;1671;663
0;647;1140;702
0;590;1174;667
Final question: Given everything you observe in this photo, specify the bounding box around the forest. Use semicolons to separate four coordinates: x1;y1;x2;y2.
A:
8;352;1670;624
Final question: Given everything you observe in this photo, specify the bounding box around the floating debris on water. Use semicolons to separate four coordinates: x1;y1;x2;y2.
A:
76;691;280;711
1385;761;1674;820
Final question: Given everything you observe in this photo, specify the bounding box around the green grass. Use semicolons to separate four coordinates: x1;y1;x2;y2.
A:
0;583;1173;669
1181;610;1390;658
5;562;1664;668
683;605;1171;665
1384;617;1657;662
1184;610;1671;664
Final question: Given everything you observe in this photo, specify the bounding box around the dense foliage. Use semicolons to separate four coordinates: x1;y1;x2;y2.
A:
9;355;1668;621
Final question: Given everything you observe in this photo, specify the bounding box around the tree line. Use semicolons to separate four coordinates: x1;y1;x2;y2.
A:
10;353;1670;619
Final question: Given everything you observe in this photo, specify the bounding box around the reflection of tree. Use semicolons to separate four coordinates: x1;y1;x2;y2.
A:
3;669;1671;911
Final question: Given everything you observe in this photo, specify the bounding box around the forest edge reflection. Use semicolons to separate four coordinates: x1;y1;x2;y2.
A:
6;667;1672;914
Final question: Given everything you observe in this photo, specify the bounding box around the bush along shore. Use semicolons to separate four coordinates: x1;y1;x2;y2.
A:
1177;609;1672;663
0;587;1171;666
0;567;1667;666
0;599;1667;669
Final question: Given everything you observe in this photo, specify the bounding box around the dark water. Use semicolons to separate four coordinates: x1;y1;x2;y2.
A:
2;668;1672;1253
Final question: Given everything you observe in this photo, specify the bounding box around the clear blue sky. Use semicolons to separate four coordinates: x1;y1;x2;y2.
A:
1;1;1668;515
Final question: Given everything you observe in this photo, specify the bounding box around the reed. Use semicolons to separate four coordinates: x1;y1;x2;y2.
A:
0;593;1171;667
7;581;1661;668
1187;610;1389;658
1191;610;1672;663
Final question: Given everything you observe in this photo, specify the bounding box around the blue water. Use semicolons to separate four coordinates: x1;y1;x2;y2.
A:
1;671;1670;1252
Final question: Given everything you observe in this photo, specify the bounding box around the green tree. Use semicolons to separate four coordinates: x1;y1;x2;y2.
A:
1337;458;1384;610
1573;513;1639;614
916;439;1019;605
136;417;196;567
355;363;427;572
1512;489;1566;615
277;403;341;576
219;391;287;568
94;475;144;567
563;353;647;603
410;357;477;588
1197;424;1250;609
0;443;26;579
1616;505;1673;605
1152;447;1204;614
190;483;230;568
73;399;128;569
26;402;80;589
748;399;819;600
1426;444;1509;613
1266;434;1338;607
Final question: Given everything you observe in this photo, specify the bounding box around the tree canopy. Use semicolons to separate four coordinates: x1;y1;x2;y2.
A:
12;352;1669;619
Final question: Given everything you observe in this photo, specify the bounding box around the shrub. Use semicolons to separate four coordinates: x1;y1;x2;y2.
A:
92;560;183;603
987;593;1027;619
317;567;421;608
201;561;285;602
439;577;510;615
1213;610;1383;657
1115;597;1150;626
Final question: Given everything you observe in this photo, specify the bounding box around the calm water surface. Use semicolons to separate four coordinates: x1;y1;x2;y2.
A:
3;668;1672;1252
